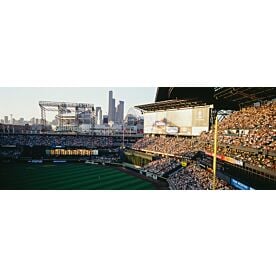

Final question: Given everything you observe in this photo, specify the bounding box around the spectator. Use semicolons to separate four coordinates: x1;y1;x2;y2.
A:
143;158;181;177
168;164;233;190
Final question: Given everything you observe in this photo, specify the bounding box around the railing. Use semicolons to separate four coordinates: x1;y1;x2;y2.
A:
244;163;276;180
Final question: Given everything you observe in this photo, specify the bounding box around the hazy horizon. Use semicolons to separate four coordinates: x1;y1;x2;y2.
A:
0;88;156;121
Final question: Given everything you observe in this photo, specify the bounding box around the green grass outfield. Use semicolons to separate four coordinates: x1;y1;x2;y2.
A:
0;163;155;190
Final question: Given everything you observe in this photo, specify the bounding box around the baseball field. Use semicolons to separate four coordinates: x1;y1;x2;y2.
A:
0;163;155;190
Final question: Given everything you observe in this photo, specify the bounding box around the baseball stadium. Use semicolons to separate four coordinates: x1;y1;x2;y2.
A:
0;87;275;190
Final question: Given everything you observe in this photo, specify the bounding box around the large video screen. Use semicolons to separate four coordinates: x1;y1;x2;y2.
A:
144;106;211;136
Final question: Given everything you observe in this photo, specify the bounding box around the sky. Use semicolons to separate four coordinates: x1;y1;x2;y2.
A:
0;88;156;120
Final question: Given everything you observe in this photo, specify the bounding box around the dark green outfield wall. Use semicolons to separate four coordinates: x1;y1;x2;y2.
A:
123;149;154;167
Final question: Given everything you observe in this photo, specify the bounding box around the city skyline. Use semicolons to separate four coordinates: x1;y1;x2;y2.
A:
0;88;156;121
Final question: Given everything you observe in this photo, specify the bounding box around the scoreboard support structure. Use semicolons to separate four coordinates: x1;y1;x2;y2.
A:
39;101;95;133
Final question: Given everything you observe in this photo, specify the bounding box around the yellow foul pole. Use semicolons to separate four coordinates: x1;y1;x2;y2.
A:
212;115;218;190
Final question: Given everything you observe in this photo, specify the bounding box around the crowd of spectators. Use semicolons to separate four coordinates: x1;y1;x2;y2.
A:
89;156;121;163
168;164;233;190
0;148;22;159
133;136;204;156
0;134;118;148
219;102;275;130
204;145;275;171
132;102;275;171
203;102;275;151
143;158;181;177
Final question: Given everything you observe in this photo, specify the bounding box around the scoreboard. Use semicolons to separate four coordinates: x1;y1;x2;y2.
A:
46;149;99;156
144;105;212;136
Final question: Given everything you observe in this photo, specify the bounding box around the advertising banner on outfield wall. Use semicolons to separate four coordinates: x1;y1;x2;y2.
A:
231;179;254;190
206;152;244;167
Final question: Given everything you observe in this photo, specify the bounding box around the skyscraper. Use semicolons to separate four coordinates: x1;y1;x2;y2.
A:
112;98;116;121
4;116;8;124
98;109;103;125
108;91;116;122
108;90;124;124
119;101;124;123
96;107;103;125
115;101;124;124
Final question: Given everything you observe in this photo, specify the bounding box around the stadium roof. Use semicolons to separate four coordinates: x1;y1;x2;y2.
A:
153;87;276;110
135;99;211;112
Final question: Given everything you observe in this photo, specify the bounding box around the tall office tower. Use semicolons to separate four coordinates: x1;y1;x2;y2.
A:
115;101;124;124
4;116;9;124
118;101;124;123
108;90;116;122
115;107;119;124
108;91;114;122
95;107;99;125
98;108;103;125
112;98;116;121
95;107;103;125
